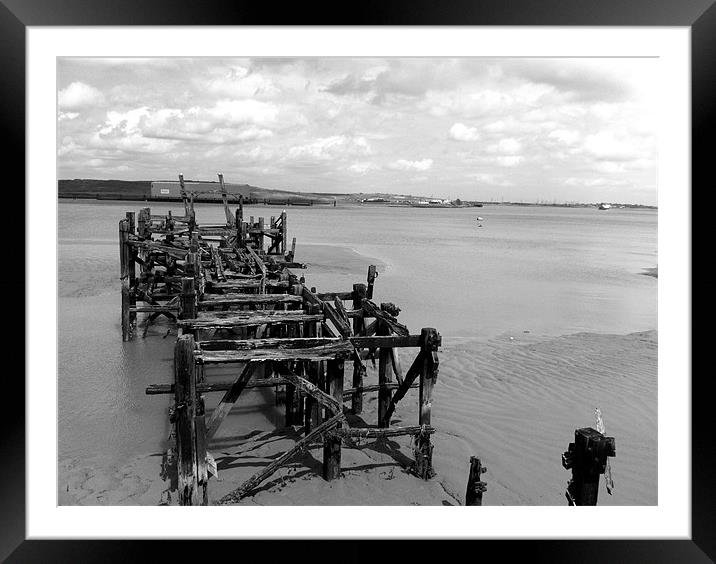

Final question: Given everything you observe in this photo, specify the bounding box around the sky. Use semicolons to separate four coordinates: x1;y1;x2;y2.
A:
57;57;658;204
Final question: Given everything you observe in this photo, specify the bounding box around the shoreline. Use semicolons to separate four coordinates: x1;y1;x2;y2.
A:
58;196;658;211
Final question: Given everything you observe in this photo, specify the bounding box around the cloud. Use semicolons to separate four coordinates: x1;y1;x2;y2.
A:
487;138;522;155
472;173;513;186
288;136;372;161
495;156;524;167
58;82;105;110
348;162;379;174
548;129;580;145
58;111;80;121
388;159;433;171
449;123;480;141
582;131;647;162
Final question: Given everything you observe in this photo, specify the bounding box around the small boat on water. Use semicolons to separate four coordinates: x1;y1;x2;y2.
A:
598;203;611;210
476;216;484;221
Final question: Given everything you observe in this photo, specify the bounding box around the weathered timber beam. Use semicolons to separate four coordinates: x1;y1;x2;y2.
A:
302;286;323;310
336;425;435;439
130;305;180;313
316;291;354;301
381;350;426;427
323;302;351;338
361;300;409;336
198;337;341;351
209;280;289;290
218;412;346;504
245;244;267;276
205;362;256;440
341;382;418;399
334;297;351;333
146;377;290;395
198;341;354;364
198;294;302;307
180;313;323;330
278;370;341;415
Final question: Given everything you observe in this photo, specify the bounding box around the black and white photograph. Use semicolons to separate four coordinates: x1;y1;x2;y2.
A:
56;54;659;508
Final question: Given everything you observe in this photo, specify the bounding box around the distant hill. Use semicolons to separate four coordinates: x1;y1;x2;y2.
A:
58;178;337;204
59;179;152;200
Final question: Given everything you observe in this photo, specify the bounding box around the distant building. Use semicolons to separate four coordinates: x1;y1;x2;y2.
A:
150;181;252;201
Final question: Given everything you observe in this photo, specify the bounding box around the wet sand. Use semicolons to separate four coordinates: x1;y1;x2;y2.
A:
59;330;656;506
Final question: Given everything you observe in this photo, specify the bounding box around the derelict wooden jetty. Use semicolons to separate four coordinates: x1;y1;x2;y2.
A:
119;174;441;505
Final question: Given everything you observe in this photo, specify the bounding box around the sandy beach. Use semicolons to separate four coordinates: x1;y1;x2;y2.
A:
59;329;657;506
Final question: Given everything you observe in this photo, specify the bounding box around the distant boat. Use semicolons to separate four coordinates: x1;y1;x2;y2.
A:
598;203;611;210
475;203;483;207
476;216;484;221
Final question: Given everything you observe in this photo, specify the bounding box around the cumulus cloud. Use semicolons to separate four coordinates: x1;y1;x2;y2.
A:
58;82;105;110
388;159;433;171
449;123;480;141
348;162;379;174
472;173;513;186
488;138;522;155
548;129;580;145
56;56;657;203
495;156;524;167
288;136;372;161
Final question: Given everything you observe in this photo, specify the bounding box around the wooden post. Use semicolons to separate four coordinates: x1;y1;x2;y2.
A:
125;212;138;332
281;211;287;255
284;283;304;426
138;207;150;239
465;457;487;506
351;283;367;414
323;359;344;480
377;313;393;428
180;277;197;320
562;427;616;505
174;334;206;505
178;173;189;217
257;217;264;254
366;265;377;300
415;327;439;479
119;219;132;341
218;172;235;227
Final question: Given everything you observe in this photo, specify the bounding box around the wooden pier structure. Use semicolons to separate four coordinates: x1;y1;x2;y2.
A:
120;174;441;505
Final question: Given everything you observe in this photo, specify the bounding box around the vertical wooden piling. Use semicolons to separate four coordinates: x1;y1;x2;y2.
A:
125;212;137;331
465;456;487;506
281;211;287;255
415;327;439;479
180;277;197;320
174;334;206;505
257;217;264;254
323;359;344;480
366;265;377;300
377;314;394;427
351;283;367;414
562;427;616;505
119;219;132;341
138;207;150;239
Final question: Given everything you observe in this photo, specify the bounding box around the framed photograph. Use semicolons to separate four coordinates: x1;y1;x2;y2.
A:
7;0;706;560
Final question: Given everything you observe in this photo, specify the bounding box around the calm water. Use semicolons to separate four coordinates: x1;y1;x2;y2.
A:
58;200;657;464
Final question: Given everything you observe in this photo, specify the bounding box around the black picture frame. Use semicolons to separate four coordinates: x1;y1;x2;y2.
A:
5;0;706;561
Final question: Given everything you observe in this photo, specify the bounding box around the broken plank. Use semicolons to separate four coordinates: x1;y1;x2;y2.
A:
198;341;354;364
218;412;345;504
205;363;256;440
336;426;435;439
278;370;341;415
